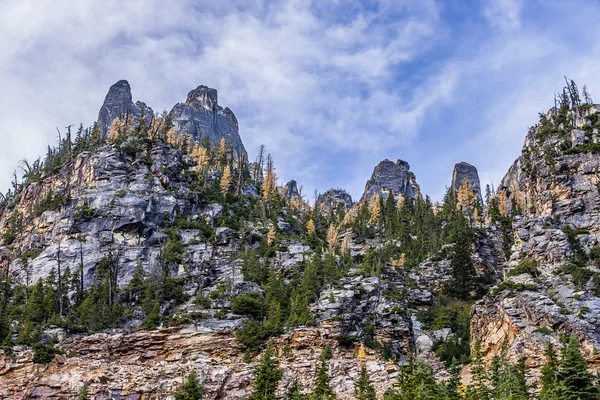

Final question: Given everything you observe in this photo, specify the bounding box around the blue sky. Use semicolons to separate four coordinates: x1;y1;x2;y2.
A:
1;0;600;202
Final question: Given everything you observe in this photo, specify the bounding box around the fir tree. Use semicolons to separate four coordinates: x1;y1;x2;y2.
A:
467;340;490;400
286;380;306;400
78;382;89;400
540;343;560;400
250;344;282;400
174;372;204;400
556;336;600;400
311;357;336;400
447;216;475;300
354;366;377;400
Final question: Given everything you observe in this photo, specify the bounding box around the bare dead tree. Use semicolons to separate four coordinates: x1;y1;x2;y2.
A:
254;144;265;186
57;240;63;316
583;85;593;104
65;124;74;162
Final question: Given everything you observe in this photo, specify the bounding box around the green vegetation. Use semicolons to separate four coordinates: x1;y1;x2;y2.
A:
508;259;540;277
174;372;204;400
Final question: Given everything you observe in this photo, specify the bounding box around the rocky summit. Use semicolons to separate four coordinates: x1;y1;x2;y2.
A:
360;159;420;203
169;85;246;157
1;80;600;400
452;161;483;205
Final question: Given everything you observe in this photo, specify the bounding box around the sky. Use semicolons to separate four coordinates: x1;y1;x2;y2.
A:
1;0;600;202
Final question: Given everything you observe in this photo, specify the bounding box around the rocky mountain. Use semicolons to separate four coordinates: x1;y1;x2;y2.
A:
360;159;420;204
451;161;483;205
1;81;599;399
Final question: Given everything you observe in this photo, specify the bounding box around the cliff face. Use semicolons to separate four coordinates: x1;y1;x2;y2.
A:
0;326;402;400
471;105;600;377
316;189;353;212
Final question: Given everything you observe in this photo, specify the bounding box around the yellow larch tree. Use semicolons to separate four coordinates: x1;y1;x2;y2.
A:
220;165;232;197
369;193;382;224
267;225;277;246
457;177;476;212
341;235;351;256
326;224;340;253
261;154;277;205
306;219;316;236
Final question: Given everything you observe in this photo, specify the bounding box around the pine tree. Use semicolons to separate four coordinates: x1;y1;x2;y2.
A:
447;215;475;300
311;357;335;400
174;372;204;400
467;340;490;400
540;343;560;400
354;366;376;400
250;344;282;400
78;382;89;400
556;336;600;400
286;380;307;400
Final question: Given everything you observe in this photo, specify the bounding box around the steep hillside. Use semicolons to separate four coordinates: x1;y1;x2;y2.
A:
0;80;599;399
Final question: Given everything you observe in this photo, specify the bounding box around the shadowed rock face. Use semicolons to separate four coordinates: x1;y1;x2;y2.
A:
451;161;483;204
361;159;420;203
169;86;246;157
280;179;301;201
97;80;154;137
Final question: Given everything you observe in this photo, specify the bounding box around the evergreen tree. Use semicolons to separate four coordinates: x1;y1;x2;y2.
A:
390;358;441;400
311;357;336;400
540;343;560;400
354;366;377;400
250;344;282;400
447;216;475;300
78;382;89;400
556;336;600;400
467;340;490;400
286;380;306;400
174;372;204;400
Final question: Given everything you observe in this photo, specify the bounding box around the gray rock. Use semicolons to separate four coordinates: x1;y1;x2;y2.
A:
361;159;420;203
97;80;154;137
451;161;483;205
316;189;353;212
169;86;246;156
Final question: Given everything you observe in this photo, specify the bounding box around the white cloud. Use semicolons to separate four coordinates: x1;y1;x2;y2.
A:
483;0;523;31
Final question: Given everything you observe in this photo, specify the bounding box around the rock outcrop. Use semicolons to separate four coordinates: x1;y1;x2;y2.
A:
169;86;246;156
0;326;402;400
97;80;154;137
451;161;483;205
280;180;301;201
361;159;420;204
316;189;353;212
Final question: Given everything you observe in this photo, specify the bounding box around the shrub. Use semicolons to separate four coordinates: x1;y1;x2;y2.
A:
492;280;538;295
507;259;540;277
232;293;266;319
32;343;62;364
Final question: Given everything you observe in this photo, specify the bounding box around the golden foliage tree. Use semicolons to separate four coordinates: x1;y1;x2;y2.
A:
457;177;476;212
369;193;382;224
326;224;340;253
261;154;277;205
220;165;232;197
306;219;316;236
267;225;277;246
341;235;351;256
